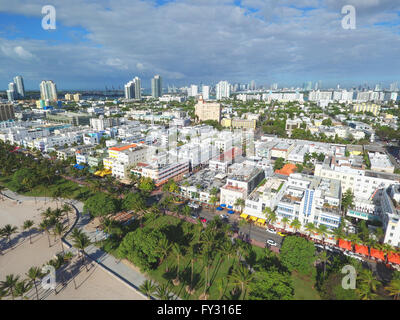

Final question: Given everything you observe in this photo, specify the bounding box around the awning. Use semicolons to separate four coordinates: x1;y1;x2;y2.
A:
250;216;258;222
240;213;248;219
228;210;234;214
370;248;385;261
355;244;369;256
338;239;352;251
388;252;400;265
220;204;227;207
227;205;233;209
257;218;266;224
216;207;223;211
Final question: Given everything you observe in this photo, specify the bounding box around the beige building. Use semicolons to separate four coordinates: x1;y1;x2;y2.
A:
0;104;15;121
352;103;381;116
195;98;221;123
221;118;256;129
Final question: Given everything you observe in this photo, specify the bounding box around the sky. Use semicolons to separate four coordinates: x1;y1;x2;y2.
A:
0;0;400;90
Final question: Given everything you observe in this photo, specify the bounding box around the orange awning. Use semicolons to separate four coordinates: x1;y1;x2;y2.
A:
338;239;352;251
370;248;385;261
388;252;400;265
355;244;369;256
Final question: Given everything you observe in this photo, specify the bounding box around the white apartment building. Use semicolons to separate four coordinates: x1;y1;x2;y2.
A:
275;174;342;230
216;81;231;100
315;161;400;201
220;163;265;210
381;185;400;247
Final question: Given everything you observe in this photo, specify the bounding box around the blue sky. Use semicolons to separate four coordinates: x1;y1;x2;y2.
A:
0;0;400;90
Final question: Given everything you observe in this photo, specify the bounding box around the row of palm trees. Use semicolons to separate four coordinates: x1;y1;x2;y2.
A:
133;214;258;300
262;208;400;256
0;228;91;300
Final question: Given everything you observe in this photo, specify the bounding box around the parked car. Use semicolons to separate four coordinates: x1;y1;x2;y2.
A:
266;228;277;234
315;244;325;250
191;214;199;219
220;214;229;220
277;232;287;237
266;239;277;247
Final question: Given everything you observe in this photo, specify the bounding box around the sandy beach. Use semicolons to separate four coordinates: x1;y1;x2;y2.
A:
0;196;146;300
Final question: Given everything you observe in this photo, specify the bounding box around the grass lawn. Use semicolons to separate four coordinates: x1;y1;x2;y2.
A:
292;271;321;300
0;175;95;201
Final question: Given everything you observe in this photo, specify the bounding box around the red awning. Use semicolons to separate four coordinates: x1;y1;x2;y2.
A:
354;244;369;256
370;248;385;261
388;252;400;265
338;239;352;251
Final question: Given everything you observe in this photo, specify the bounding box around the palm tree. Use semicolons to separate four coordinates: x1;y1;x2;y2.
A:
357;269;380;293
305;222;316;240
281;217;289;231
139;280;156;299
13;280;32;300
229;264;254;300
356;283;378;300
61;203;74;226
39;220;52;247
157;238;172;271
290;219;301;234
187;245;197;293
317;250;330;281
2;224;18;248
26;267;43;300
234;198;245;213
268;212;277;227
0;274;20;300
23;220;35;244
53;222;67;254
384;279;400;300
154;283;173;300
209;196;218;212
72;231;91;271
172;243;183;285
317;224;329;244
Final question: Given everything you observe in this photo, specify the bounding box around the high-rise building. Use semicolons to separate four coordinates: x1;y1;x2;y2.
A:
124;81;135;99
40;80;58;101
390;82;398;92
250;80;256;91
13;75;25;99
134;77;141;100
202;85;210;100
0;104;15;121
6;90;15;102
216;81;230;100
151;75;162;98
189;85;198;97
7;82;16;101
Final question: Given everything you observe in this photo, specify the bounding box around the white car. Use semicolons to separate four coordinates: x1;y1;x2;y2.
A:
266;228;277;234
220;214;229;220
266;239;277;246
315;244;325;250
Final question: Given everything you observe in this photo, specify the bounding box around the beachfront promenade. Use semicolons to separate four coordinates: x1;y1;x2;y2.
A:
2;189;149;300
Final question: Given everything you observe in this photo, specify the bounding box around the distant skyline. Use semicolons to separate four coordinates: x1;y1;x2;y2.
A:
1;1;400;90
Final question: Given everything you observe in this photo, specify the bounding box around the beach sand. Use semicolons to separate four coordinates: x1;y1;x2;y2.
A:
0;197;146;300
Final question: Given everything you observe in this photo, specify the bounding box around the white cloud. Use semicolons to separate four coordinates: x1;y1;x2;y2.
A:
0;0;399;88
